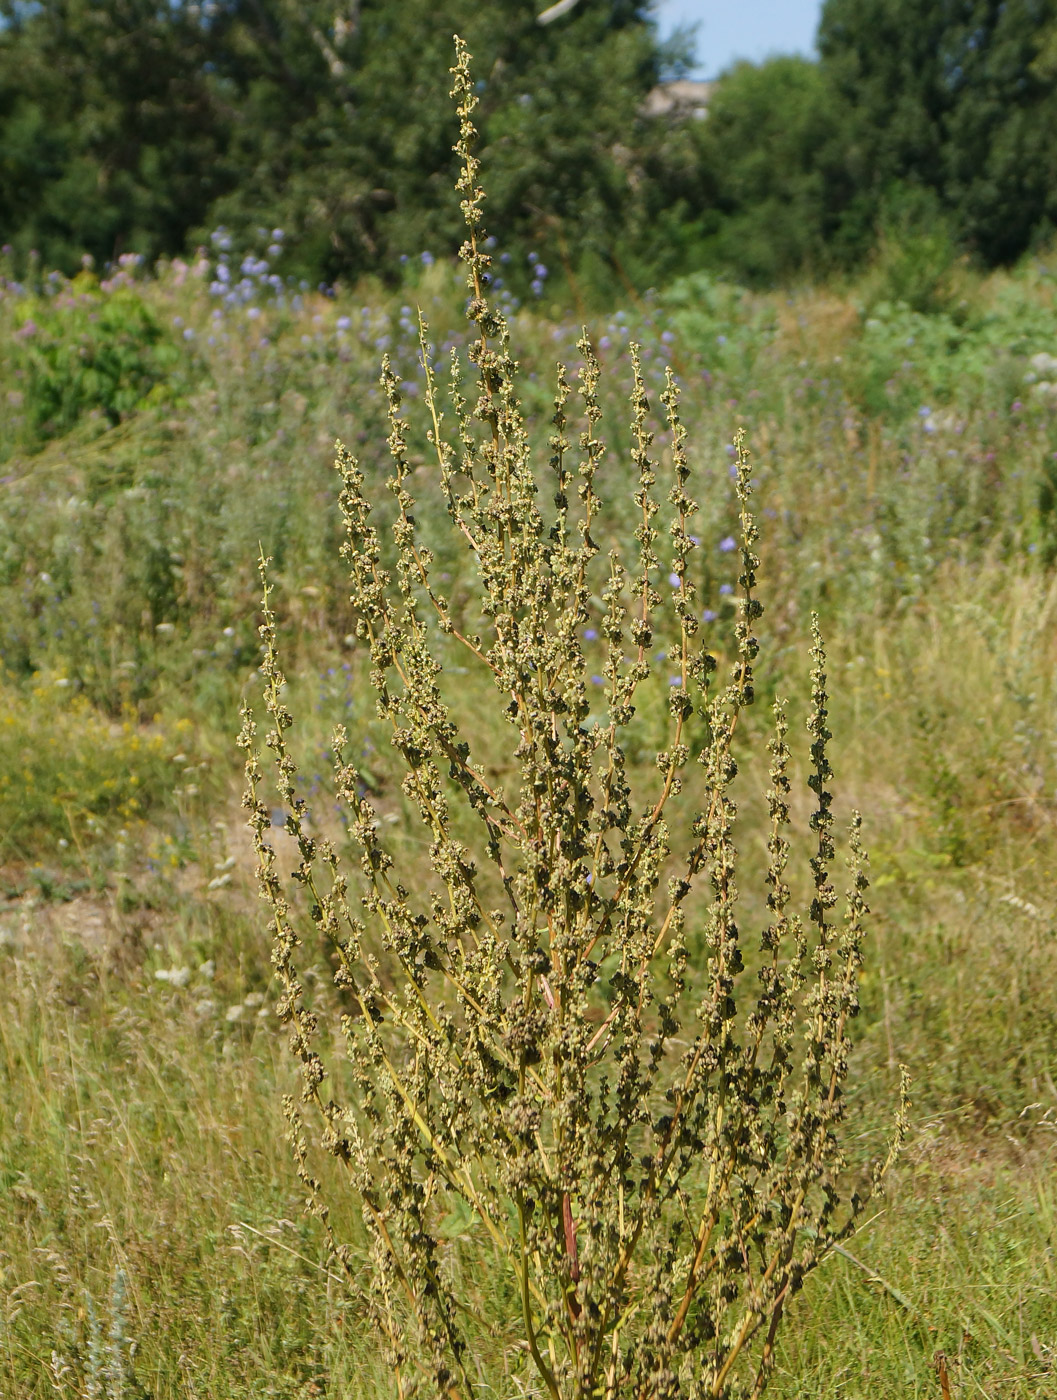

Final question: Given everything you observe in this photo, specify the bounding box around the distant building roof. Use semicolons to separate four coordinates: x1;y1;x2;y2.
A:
642;79;714;120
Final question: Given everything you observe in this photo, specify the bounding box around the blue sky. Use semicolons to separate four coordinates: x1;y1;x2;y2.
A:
654;0;824;78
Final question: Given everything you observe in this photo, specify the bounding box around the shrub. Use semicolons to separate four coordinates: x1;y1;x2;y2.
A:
240;40;907;1400
5;276;178;449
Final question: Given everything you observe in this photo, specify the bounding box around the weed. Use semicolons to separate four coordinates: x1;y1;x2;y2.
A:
242;42;906;1400
48;1269;148;1400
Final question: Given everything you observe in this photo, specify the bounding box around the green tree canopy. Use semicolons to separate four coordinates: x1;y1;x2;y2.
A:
818;0;1057;263
0;0;676;283
5;0;1056;290
206;0;669;283
0;0;229;269
682;56;856;285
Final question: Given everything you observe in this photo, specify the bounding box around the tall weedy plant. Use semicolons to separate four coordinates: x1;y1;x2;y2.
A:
240;40;907;1400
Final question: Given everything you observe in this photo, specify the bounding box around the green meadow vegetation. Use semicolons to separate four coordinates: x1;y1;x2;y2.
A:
4;53;1057;1400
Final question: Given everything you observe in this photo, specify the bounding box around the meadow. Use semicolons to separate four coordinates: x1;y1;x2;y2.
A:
1;230;1057;1398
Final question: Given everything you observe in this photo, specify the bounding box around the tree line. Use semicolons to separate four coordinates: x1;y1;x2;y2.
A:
1;0;1055;291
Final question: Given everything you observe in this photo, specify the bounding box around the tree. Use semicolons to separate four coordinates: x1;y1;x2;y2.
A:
942;1;1057;261
682;57;857;285
0;0;231;271
0;0;674;284
204;0;667;284
818;0;1057;264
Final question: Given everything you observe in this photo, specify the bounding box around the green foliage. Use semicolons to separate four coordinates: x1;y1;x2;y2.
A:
0;0;675;288
3;276;179;449
684;57;853;286
658;272;778;376
6;215;1057;732
846;275;1057;424
0;0;229;271
670;0;1057;284
818;0;1057;266
206;0;670;288
864;186;962;314
1038;452;1057;561
3;0;1057;303
5;0;1057;291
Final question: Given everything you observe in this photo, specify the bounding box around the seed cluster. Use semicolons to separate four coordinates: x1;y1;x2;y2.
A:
239;38;908;1400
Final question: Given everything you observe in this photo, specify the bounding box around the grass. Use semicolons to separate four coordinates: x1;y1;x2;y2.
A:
1;241;1056;1397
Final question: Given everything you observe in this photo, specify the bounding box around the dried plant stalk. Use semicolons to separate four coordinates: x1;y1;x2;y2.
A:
239;38;908;1400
